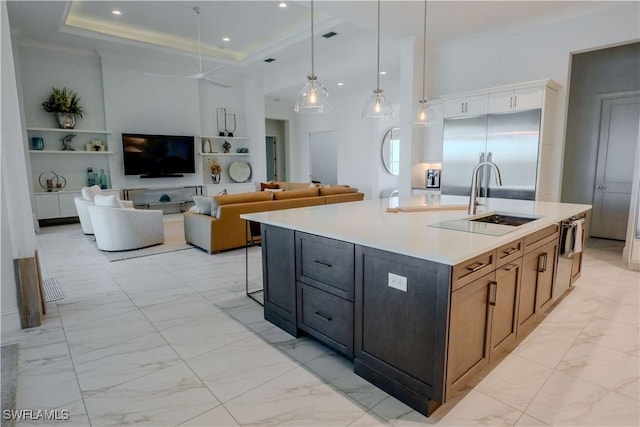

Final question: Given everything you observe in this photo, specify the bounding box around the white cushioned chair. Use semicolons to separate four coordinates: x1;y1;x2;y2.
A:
74;186;133;234
88;200;164;251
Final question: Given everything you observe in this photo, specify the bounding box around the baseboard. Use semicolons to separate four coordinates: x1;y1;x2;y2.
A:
1;309;21;334
629;259;640;271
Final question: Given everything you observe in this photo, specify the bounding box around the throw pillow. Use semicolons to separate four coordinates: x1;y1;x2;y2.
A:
93;194;124;208
81;185;102;201
260;182;280;191
192;195;213;215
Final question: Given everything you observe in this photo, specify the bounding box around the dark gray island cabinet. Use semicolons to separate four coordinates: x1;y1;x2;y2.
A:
260;217;584;417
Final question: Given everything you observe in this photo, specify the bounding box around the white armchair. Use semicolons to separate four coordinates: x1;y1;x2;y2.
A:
75;186;133;234
88;205;164;251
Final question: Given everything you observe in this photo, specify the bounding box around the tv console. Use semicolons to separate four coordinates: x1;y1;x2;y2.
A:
140;174;184;178
123;185;203;214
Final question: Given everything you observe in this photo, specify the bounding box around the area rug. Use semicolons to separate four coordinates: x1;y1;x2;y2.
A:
96;215;195;262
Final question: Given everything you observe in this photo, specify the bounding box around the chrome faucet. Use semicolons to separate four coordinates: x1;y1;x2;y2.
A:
469;161;503;215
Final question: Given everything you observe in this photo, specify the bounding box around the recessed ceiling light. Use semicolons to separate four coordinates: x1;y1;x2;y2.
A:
278;2;287;8
379;71;387;75
337;82;344;86
222;37;230;42
112;10;122;16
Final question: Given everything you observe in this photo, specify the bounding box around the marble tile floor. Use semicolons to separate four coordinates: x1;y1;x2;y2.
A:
2;224;639;426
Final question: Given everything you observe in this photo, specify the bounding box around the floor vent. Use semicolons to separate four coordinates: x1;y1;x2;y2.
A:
42;278;64;302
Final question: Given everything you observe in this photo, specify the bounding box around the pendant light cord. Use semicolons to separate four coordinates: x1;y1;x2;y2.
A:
194;7;202;74
376;0;381;91
421;0;427;101
310;0;315;78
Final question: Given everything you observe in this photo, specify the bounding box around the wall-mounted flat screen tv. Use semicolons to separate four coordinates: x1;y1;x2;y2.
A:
122;133;195;177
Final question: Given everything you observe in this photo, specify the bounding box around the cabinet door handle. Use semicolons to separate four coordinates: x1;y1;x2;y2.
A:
510;96;513;109
461;102;465;113
465;102;469;113
514;95;517;108
503;247;519;256
314;260;332;268
502;263;518;272
489;281;498;306
467;261;488;272
314;311;332;322
538;253;548;273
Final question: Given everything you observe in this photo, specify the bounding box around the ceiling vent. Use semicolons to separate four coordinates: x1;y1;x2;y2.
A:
264;58;276;63
322;32;338;39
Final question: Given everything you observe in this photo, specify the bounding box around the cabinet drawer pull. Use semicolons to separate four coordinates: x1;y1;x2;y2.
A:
502;247;519;256
537;253;548;273
314;311;332;322
502;264;518;272
314;260;332;268
489;281;498;306
466;262;489;272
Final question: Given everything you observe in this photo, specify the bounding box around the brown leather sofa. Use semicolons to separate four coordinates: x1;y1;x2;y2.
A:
184;184;364;253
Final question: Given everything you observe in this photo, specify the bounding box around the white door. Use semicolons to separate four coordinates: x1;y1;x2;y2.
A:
591;94;640;240
309;131;337;185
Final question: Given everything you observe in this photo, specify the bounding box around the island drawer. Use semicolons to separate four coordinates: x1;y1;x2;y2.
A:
524;224;559;253
452;250;496;291
297;283;353;357
496;238;523;267
296;232;355;301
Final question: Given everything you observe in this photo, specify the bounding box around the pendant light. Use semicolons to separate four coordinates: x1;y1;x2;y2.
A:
294;0;331;114
362;0;393;120
414;0;435;127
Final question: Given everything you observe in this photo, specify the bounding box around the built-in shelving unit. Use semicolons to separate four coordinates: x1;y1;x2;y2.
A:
200;136;248;141
198;152;249;156
29;150;114;155
26;127;111;134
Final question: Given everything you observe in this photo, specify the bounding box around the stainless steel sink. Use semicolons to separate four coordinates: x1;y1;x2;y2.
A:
428;212;543;236
468;212;541;227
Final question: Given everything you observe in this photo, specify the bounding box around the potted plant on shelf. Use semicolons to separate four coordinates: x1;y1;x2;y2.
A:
41;87;85;129
208;158;222;184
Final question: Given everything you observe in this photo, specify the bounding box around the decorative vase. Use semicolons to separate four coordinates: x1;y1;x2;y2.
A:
211;174;221;184
56;112;76;129
99;169;108;189
31;137;44;150
217;108;226;137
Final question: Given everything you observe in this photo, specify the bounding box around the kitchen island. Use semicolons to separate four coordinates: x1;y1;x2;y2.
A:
242;195;591;416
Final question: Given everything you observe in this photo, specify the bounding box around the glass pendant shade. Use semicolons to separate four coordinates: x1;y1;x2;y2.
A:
294;0;330;114
363;89;394;119
414;99;435;127
294;76;331;114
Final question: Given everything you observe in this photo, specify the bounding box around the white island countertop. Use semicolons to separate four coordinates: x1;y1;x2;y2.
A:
241;195;591;266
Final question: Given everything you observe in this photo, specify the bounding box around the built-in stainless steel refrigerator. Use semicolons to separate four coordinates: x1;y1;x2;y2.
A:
441;109;542;201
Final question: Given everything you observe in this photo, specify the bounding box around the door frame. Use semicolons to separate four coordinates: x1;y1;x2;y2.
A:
592;90;640;252
265;135;278;181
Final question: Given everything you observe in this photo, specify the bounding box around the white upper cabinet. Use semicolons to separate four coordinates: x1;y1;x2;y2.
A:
488;87;543;113
444;94;489;118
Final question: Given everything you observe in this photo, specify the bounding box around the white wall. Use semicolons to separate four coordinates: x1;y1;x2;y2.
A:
432;2;640;201
309;131;338;185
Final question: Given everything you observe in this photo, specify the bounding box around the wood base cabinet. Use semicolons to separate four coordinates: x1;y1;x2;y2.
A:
262;225;298;336
518;232;559;338
354;245;451;416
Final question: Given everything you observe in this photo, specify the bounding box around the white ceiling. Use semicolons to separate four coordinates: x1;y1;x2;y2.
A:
7;1;626;101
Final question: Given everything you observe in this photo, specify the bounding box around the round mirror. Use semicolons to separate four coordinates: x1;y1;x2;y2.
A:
381;127;400;175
